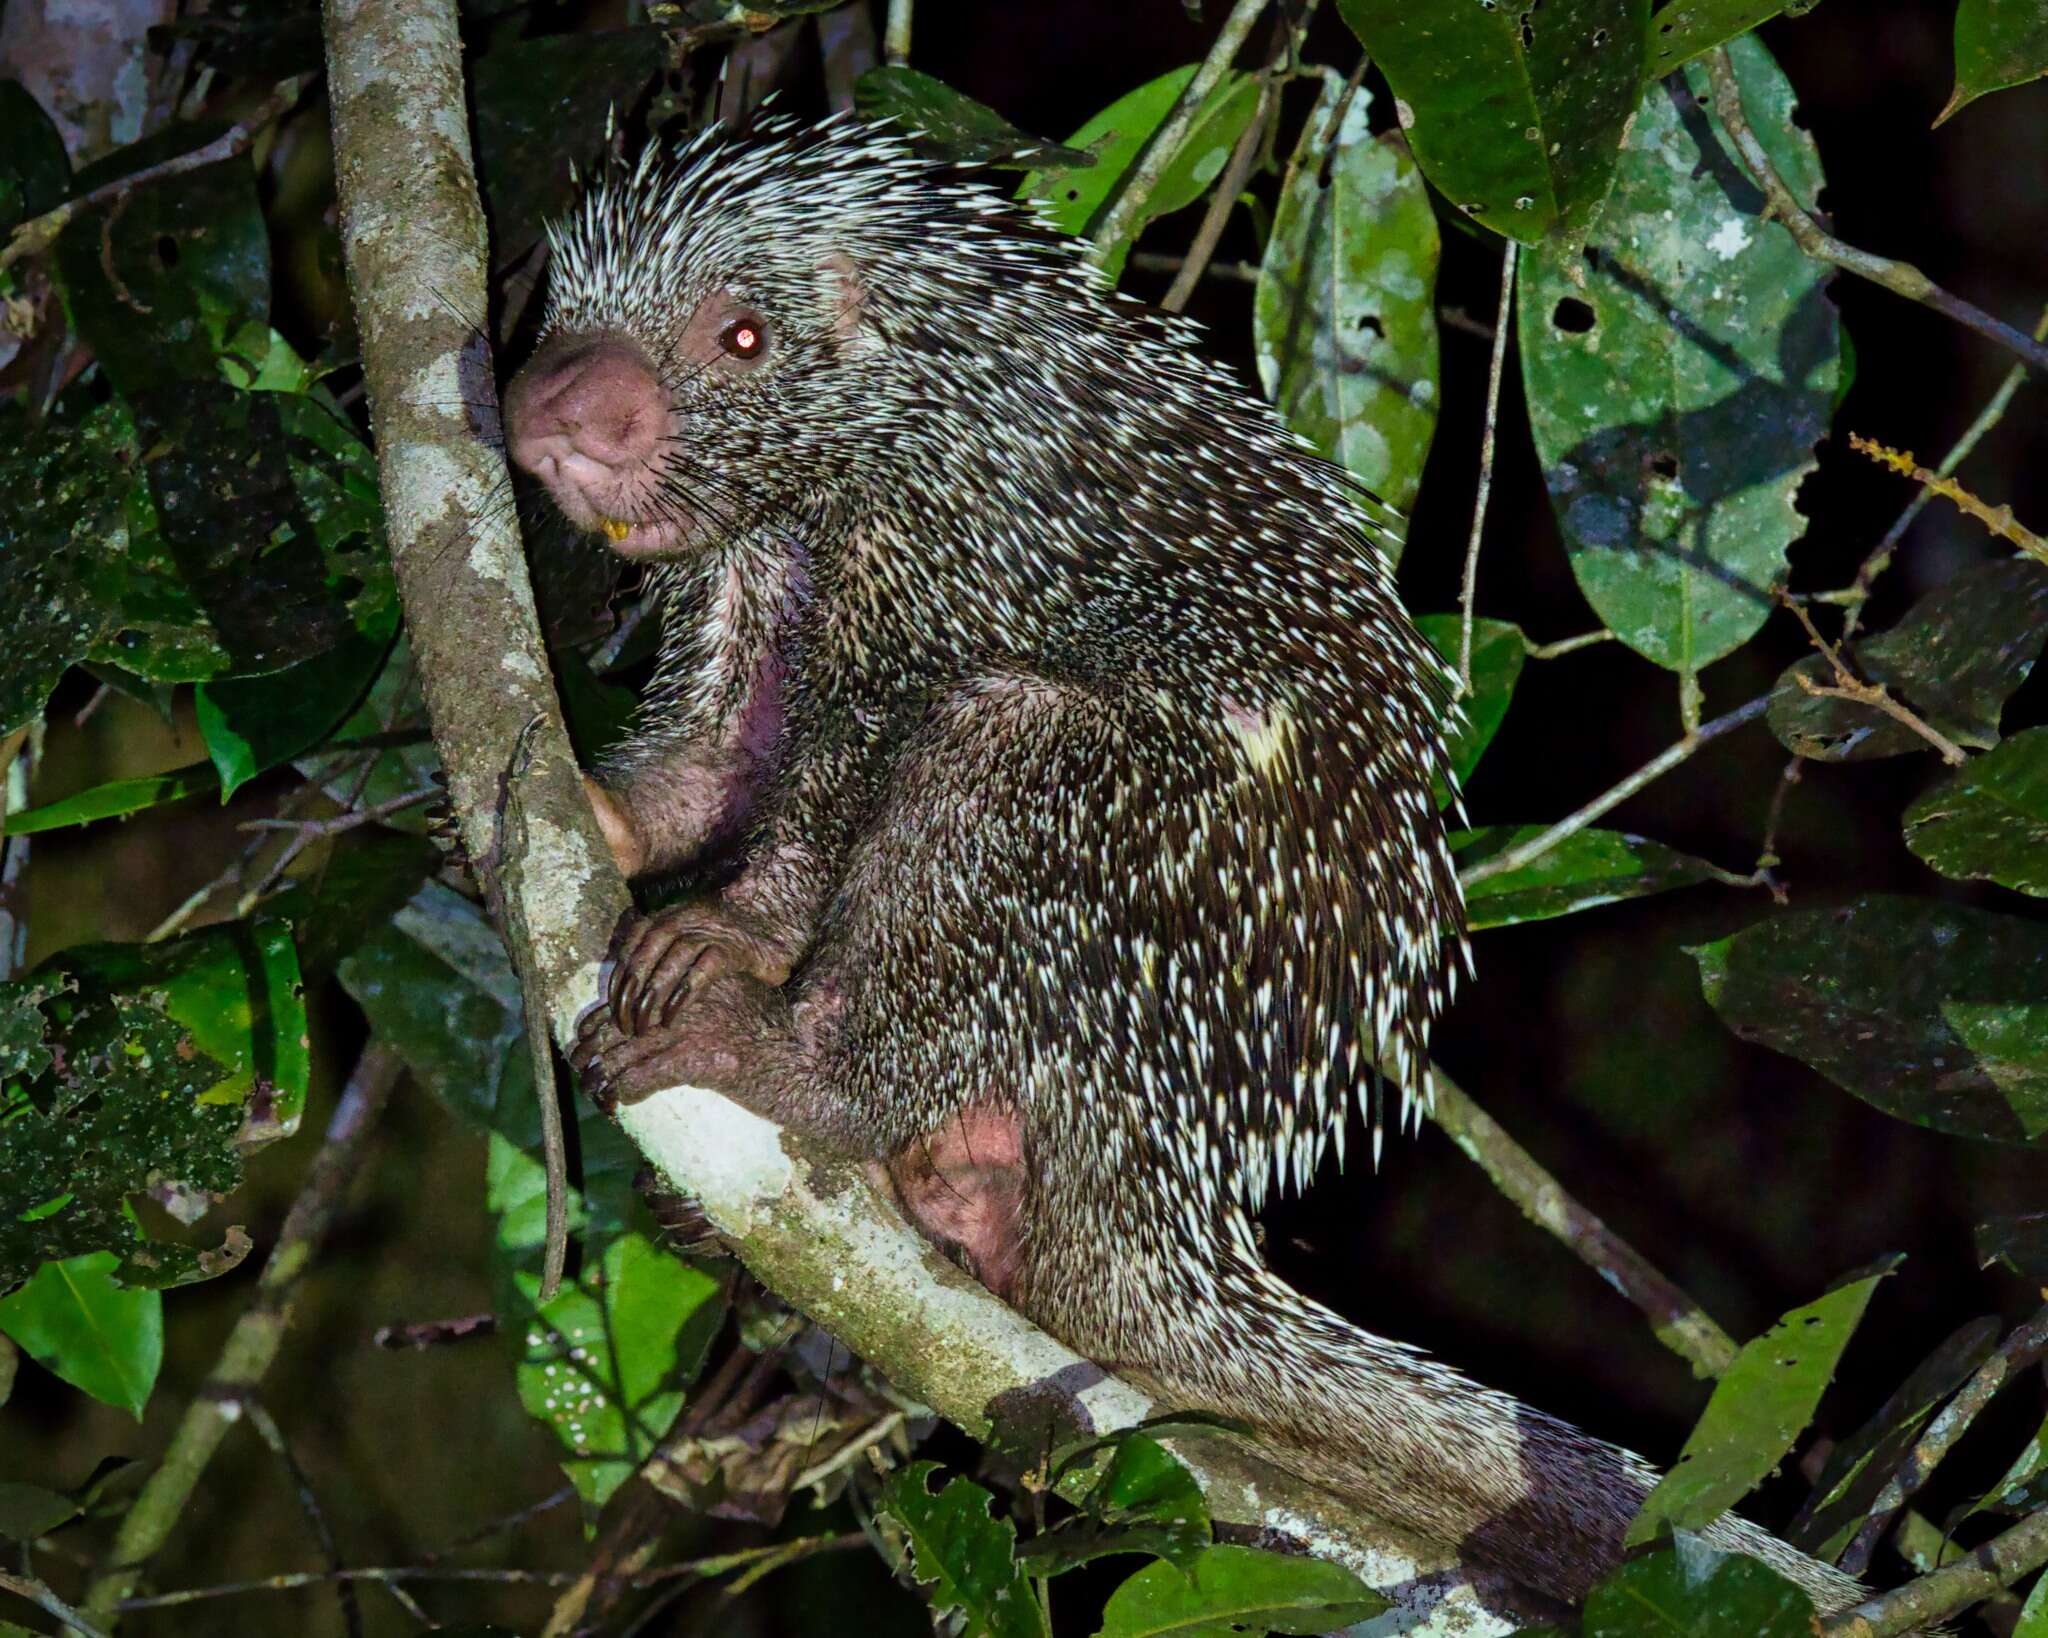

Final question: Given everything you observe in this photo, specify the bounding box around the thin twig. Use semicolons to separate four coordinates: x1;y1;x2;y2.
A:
1425;1065;1737;1376
79;1041;408;1622
1703;48;2048;377
1459;242;1518;695
1458;695;1770;886
0;77;312;277
1087;0;1269;266
1522;628;1614;661
237;782;439;836
883;0;912;64
1821;1502;2048;1637
0;1571;113;1638
1838;1305;2048;1579
1847;434;2048;566
421;1485;576;1565
1162;58;1281;314
1781;594;1967;766
244;1398;362;1638
1130;252;1262;285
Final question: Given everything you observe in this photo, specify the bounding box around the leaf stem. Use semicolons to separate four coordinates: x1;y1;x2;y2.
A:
1702;48;2048;376
1459;242;1518;695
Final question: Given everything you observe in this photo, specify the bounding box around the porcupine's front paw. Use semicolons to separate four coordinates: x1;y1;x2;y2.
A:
605;899;797;1037
572;967;779;1110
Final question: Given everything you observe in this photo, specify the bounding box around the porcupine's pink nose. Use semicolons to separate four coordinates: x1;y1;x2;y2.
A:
503;338;667;494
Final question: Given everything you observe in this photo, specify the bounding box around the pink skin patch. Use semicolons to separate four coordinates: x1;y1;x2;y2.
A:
880;1106;1028;1301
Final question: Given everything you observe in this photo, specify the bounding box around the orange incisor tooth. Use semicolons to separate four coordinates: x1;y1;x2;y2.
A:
599;517;631;542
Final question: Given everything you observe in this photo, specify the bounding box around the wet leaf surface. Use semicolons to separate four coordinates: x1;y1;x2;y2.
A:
1769;559;2048;762
1903;725;2048;896
1455;826;1722;927
1257;77;1440;522
1098;1542;1388;1636
855;68;1090;168
1522;36;1837;677
1627;1263;1893;1545
1335;0;1646;247
1582;1539;1817;1635
1691;895;2048;1146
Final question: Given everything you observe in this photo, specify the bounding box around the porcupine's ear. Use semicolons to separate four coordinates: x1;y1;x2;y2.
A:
817;250;882;358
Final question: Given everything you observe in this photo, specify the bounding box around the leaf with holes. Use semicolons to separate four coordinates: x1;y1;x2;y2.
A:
855;68;1090;168
1454;827;1723;927
1769;559;2048;762
1521;35;1837;677
1020;65;1259;280
1691;895;2048;1146
1582;1540;1818;1635
1627;1263;1893;1546
1098;1543;1389;1636
1334;0;1646;248
1644;0;1826;75
1256;75;1440;523
1417;617;1526;800
1939;0;2048;125
882;1463;1048;1638
1017;1433;1211;1577
1903;726;2048;896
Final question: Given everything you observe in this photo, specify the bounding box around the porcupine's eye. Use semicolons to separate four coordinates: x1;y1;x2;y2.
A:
720;315;766;360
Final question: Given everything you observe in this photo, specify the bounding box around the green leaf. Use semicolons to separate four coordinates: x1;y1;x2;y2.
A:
2018;1567;2048;1638
1788;1315;1998;1559
196;629;393;799
1645;0;1824;74
1255;75;1440;523
1977;1212;2048;1280
1903;725;2048;897
854;68;1090;168
0;82;69;234
0;400;143;737
1582;1539;1817;1635
1017;1433;1211;1577
296;634;439;824
1454;827;1722;927
268;828;443;979
1691;895;2048;1146
0;1253;162;1419
3;762;221;836
1097;1542;1389;1636
1769;558;2048;762
0;971;241;1292
61;920;309;1135
1416;616;1526;798
880;1463;1048;1638
1020;66;1259;279
0;1481;80;1542
506;1226;723;1508
1520;35;1837;676
1628;1265;1893;1546
1939;0;2048;125
1335;0;1647;247
53;141;269;395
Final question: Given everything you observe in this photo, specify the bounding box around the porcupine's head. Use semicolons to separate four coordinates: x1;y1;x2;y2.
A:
503;113;1082;560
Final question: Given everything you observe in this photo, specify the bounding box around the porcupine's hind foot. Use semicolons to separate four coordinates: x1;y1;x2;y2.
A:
633;1164;735;1257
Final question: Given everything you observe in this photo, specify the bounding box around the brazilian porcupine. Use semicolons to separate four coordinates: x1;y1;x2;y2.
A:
504;115;1867;1615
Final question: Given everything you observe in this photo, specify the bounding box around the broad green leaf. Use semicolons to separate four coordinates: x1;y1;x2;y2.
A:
1957;1409;2048;1534
1903;725;2048;897
1417;616;1526;798
1582;1539;1816;1635
1977;1212;2048;1280
1691;895;2048;1146
196;629;393;798
0;81;68;235
1521;35;1837;676
0;973;241;1291
1939;0;2048;125
1628;1265;1893;1546
62;920;309;1133
2019;1568;2048;1638
1789;1316;1998;1560
2;762;220;835
506;1225;722;1508
1454;827;1721;927
0;1482;79;1542
53;144;269;395
881;1463;1048;1638
0;400;141;737
0;1253;162;1419
1770;559;2048;762
1017;1433;1210;1577
1645;0;1824;74
1098;1542;1388;1636
1020;65;1260;279
1255;75;1440;523
1335;0;1647;247
854;68;1090;168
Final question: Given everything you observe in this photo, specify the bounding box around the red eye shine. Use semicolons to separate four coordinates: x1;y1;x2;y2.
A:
724;318;763;359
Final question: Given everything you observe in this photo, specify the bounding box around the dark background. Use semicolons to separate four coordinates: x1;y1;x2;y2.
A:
10;1;2047;1633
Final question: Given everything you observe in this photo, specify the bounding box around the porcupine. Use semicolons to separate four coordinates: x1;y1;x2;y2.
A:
503;115;1867;1615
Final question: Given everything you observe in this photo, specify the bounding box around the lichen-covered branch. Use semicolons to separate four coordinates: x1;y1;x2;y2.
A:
1822;1501;2048;1638
310;1;1546;1626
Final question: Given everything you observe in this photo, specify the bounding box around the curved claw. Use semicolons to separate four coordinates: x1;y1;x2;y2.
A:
603;899;794;1040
